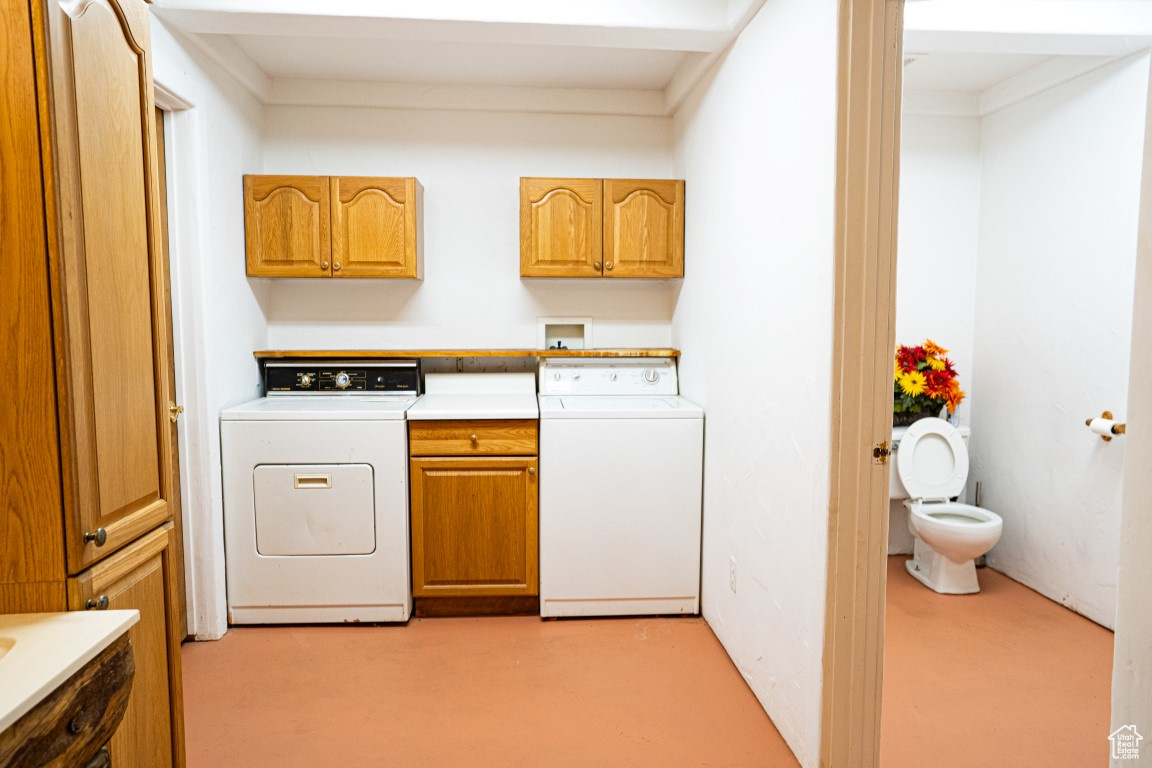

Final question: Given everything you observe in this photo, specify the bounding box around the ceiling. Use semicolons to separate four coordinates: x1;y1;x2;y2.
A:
151;0;1152;117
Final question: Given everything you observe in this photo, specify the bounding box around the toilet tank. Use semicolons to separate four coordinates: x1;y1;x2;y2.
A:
889;424;970;500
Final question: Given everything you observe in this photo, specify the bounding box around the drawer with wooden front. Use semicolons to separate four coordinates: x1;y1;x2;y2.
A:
408;420;538;457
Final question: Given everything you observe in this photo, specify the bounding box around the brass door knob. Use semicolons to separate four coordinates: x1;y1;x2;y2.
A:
594;261;602;271
470;434;479;446
527;467;536;475
333;262;342;271
605;262;614;270
321;261;329;270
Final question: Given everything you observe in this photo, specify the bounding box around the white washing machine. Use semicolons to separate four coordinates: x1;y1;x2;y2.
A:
221;360;420;624
537;358;704;617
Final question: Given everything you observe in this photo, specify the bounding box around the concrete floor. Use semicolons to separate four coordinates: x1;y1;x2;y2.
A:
181;560;1114;766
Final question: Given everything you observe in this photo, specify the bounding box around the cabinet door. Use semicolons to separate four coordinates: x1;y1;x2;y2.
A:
68;524;184;768
410;457;538;596
45;0;181;573
243;175;331;277
520;178;603;277
603;179;685;278
331;176;423;278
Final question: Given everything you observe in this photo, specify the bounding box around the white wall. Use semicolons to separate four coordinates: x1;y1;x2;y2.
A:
972;52;1149;628
671;1;837;764
152;20;268;639
889;114;983;553
261;107;679;350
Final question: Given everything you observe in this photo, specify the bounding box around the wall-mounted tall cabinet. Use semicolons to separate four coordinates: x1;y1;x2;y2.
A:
244;174;424;278
0;0;185;765
520;177;685;278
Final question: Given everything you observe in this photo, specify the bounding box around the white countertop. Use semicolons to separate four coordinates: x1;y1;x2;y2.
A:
407;372;539;420
0;610;140;733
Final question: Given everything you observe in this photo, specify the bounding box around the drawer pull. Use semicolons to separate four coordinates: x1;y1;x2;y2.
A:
83;527;107;547
293;474;332;489
86;595;109;610
470;434;479;446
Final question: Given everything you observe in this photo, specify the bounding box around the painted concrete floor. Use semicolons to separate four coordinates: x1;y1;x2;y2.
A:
181;561;1114;766
882;556;1115;767
181;615;799;767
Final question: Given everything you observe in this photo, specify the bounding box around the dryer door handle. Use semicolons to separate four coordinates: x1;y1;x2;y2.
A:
293;474;333;489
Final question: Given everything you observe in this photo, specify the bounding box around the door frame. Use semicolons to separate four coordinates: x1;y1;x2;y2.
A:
1109;54;1152;764
823;2;1152;766
820;0;905;765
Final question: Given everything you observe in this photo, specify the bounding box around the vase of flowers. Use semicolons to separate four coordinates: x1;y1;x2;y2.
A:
894;339;965;427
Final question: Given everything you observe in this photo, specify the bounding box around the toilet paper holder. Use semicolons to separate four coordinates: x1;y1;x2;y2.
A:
1085;411;1127;442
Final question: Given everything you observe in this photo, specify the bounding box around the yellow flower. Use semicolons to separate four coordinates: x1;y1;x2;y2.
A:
923;339;948;357
927;357;946;371
898;370;926;397
894;358;903;380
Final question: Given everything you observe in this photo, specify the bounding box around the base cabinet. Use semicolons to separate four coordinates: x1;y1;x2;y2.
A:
410;457;539;597
67;525;184;768
409;420;539;613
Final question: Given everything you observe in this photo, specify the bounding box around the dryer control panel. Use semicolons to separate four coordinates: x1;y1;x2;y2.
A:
264;360;421;395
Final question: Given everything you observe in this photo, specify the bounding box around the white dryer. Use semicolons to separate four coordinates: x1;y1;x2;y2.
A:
537;358;704;617
221;360;420;624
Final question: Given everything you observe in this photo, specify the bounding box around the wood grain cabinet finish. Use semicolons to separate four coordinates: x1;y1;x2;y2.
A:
243;175;331;277
244;174;423;278
409;421;539;600
1;0;185;765
520;177;684;278
68;526;184;768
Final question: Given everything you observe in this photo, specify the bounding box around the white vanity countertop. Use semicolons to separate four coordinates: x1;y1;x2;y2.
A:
407;372;539;420
0;610;140;733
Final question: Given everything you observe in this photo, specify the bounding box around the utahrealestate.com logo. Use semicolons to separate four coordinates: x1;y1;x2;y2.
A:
1110;725;1143;760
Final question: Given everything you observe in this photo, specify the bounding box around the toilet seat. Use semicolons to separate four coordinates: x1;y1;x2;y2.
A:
896;417;968;501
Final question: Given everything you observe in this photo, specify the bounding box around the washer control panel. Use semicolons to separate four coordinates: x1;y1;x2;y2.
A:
538;358;678;396
264;360;421;395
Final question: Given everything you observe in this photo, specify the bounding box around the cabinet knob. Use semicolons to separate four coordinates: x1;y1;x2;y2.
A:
605;262;614;270
470;434;479;446
333;262;342;271
527;467;536;475
83;528;107;547
86;595;109;610
321;261;329;270
594;261;602;271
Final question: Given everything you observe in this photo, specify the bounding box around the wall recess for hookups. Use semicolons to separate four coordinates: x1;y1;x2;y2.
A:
538;317;592;350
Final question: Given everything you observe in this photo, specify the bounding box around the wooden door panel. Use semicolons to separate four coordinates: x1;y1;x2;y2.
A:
331;176;422;278
0;0;66;586
49;0;173;572
68;526;181;768
410;457;538;596
603;179;684;278
243;175;331;277
520;178;602;277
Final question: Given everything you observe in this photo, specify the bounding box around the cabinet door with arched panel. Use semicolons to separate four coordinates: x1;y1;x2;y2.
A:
603;179;684;278
331;176;423;278
243;175;331;277
519;178;603;277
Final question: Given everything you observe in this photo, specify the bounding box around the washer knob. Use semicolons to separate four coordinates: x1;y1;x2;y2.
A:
334;371;351;389
643;369;660;383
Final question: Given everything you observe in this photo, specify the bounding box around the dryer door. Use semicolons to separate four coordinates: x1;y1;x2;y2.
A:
253;463;376;555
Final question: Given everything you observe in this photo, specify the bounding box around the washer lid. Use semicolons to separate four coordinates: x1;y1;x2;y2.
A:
896;417;968;500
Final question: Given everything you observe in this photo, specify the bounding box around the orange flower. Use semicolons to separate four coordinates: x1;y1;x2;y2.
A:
923;339;949;357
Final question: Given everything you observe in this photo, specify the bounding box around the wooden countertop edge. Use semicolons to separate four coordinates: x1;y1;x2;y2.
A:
253;348;681;359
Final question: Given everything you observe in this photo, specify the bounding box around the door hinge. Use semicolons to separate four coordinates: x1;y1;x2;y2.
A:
872;440;890;465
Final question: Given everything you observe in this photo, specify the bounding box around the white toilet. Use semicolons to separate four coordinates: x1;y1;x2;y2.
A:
895;417;1003;594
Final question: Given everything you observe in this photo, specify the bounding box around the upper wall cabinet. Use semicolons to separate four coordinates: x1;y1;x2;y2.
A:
244;175;423;278
520;177;684;279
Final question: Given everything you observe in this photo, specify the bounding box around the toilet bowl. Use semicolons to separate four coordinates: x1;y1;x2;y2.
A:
897;418;1003;594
